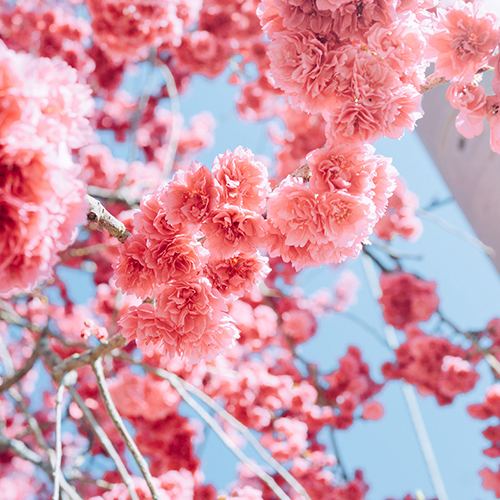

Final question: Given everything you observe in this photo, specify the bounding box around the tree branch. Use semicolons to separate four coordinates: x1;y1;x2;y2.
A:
85;194;131;243
92;358;160;500
67;386;139;500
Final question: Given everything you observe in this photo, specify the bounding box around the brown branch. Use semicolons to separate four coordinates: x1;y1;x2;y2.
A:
92;358;160;500
0;335;45;393
85;194;131;243
41;334;127;384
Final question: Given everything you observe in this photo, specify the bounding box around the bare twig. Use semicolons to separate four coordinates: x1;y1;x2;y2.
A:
417;208;494;256
361;254;450;500
419;73;448;94
156;60;181;180
92;358;160;500
67;386;139;500
85;194;131;243
329;427;348;482
136;361;293;500
119;354;311;500
0;336;44;393
53;372;77;500
0;433;82;500
46;334;127;383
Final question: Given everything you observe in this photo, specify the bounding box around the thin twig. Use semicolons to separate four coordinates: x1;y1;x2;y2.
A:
361;254;450;500
92;358;160;500
0;337;44;393
339;311;390;349
362;245;394;273
329;426;348;482
67;386;139;500
0;433;82;500
85;194;131;243
47;334;127;383
53;371;77;500
145;364;293;500
155;59;181;180
119;354;311;500
417;208;494;256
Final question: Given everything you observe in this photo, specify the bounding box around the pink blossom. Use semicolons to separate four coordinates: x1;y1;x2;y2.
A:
307;142;375;196
212;146;271;213
383;326;479;405
485;95;500;153
266;177;327;248
267;30;346;114
480;467;500;498
205;253;270;298
108;370;180;422
134;191;186;241
145;234;208;284
379;272;439;329
155;277;239;362
119;302;165;353
426;2;500;83
113;234;155;298
86;0;185;60
446;82;486;138
163;161;220;228
202;205;266;259
171;30;230;78
281;308;317;344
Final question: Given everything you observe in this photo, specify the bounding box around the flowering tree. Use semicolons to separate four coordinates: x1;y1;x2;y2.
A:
2;0;500;499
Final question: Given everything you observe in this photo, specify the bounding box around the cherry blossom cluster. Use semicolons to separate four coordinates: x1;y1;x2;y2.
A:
267;142;397;269
426;2;500;152
383;325;479;405
258;0;428;146
0;40;92;294
379;271;439;329
115;148;271;363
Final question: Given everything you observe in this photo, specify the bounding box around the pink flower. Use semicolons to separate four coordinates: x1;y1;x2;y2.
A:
205;252;270;298
307;142;374;196
163;161;219;228
86;0;185;60
426;2;500;82
485;95;500;153
202;205;266;259
267;30;346;114
134;191;186;241
212;146;270;213
119;302;164;353
447;82;486;138
382;326;479;405
281;308;317;344
113;234;155;298
480;467;500;498
266;177;327;248
318;191;376;247
145;234;208;284
379;272;439;329
155;277;239;362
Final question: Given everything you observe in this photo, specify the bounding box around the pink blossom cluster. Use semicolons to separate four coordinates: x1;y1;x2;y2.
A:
383;325;479;405
0;41;92;293
266;142;397;270
259;0;428;146
85;0;201;60
468;384;500;497
116;149;271;363
379;271;439;329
